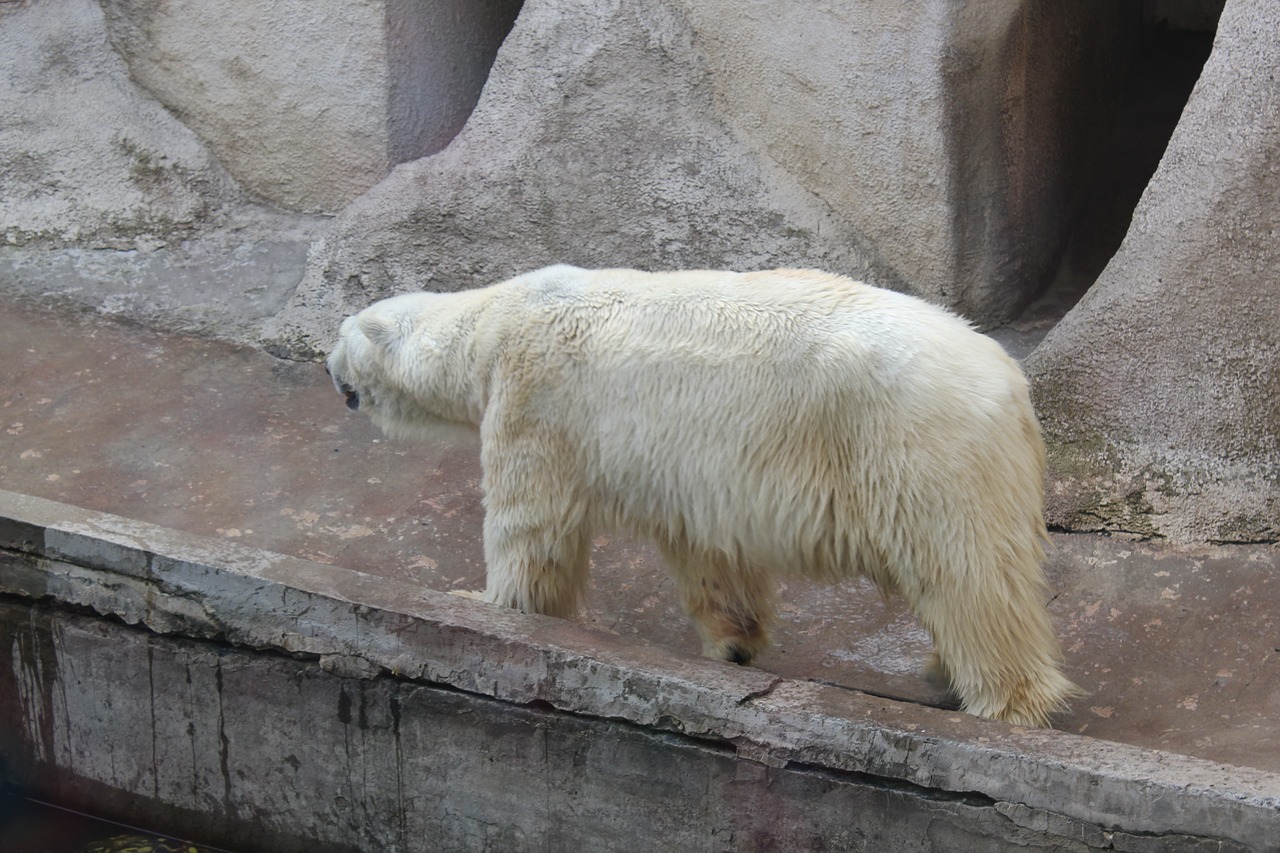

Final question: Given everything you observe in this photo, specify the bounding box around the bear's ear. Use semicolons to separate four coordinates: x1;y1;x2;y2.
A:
357;312;411;351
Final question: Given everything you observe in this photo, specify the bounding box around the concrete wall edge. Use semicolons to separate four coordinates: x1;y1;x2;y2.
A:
0;488;1275;848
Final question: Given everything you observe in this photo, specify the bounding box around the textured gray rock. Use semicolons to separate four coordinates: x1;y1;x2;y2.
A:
1025;0;1280;544
0;206;324;344
0;0;518;337
0;0;335;342
3;609;1259;853
100;0;521;212
0;0;239;248
267;0;1131;356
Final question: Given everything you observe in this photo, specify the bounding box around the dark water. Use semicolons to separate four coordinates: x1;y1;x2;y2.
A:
2;797;228;853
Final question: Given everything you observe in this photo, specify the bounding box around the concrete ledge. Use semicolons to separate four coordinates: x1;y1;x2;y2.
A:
1;489;1276;850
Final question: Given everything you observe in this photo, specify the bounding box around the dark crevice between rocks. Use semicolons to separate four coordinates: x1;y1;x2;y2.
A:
991;7;1221;362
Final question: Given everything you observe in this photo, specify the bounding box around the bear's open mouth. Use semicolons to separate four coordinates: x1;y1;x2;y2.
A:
341;385;360;410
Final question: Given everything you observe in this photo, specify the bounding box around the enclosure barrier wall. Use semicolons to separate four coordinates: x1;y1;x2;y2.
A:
0;489;1274;851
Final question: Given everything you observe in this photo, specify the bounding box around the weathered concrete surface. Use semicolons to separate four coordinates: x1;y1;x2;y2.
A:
2;492;1277;851
0;0;240;248
265;0;1133;356
1025;0;1280;544
100;0;522;212
3;300;1280;850
0;206;325;345
12;608;1090;853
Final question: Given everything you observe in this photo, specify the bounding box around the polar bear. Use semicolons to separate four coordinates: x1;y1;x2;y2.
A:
327;265;1080;727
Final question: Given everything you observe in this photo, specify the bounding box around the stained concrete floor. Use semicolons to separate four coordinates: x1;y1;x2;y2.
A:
1;299;1278;777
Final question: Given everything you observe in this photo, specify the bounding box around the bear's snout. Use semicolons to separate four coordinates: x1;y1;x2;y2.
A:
343;386;360;410
325;361;360;409
324;362;361;410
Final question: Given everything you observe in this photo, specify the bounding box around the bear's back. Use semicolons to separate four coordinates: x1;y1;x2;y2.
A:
485;267;1038;577
502;266;1013;399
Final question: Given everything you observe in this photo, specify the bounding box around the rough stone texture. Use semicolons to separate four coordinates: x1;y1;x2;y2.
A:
6;607;1203;853
0;0;518;336
266;0;1131;356
0;0;332;343
684;1;1130;327
0;0;240;248
1025;0;1280;544
0;206;326;344
100;0;522;212
2;491;1277;851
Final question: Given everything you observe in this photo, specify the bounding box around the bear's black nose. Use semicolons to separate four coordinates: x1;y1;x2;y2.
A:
342;385;360;410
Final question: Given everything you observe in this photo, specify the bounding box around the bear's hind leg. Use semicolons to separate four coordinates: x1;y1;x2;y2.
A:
661;543;775;665
913;571;1080;728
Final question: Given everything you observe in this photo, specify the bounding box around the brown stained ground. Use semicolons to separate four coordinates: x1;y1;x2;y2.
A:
1;301;1277;774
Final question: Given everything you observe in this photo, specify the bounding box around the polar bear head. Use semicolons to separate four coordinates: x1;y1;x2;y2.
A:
326;291;487;439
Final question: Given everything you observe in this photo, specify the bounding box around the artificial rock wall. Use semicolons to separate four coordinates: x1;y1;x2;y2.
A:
99;0;522;212
0;0;241;248
266;0;1132;354
1025;0;1279;543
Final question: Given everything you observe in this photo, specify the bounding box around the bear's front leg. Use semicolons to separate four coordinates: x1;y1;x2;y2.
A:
475;423;592;618
480;509;591;618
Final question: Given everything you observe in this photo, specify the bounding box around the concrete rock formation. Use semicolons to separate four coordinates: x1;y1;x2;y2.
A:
1025;0;1279;543
266;0;1131;355
99;0;521;212
0;0;239;248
